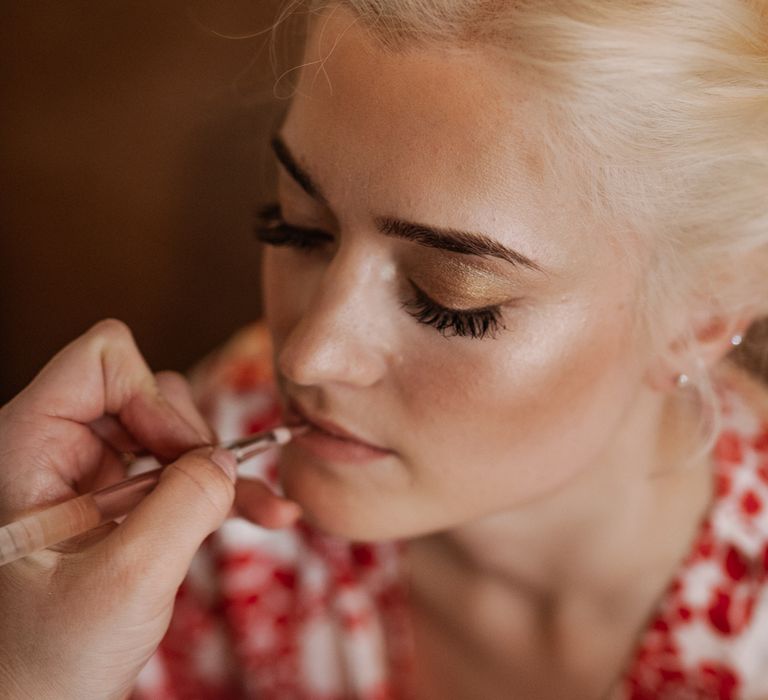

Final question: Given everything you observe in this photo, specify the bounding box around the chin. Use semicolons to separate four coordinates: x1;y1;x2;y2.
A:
278;459;417;542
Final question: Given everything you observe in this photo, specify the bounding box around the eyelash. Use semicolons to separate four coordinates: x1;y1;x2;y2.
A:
400;286;504;340
254;203;334;250
254;202;505;340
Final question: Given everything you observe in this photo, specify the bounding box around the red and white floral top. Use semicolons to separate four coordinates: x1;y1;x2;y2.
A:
133;324;768;700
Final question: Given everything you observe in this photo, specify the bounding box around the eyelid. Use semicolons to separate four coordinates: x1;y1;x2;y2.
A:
253;203;335;255
256;203;508;314
256;202;334;238
256;200;505;340
403;282;505;339
407;280;504;315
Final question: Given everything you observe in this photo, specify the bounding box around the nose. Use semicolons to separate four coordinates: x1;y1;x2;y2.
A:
276;257;390;389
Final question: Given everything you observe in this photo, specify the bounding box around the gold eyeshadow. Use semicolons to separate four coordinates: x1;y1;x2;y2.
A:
402;250;520;310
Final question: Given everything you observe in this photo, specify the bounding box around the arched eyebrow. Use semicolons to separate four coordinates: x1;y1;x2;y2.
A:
270;133;543;272
271;134;330;206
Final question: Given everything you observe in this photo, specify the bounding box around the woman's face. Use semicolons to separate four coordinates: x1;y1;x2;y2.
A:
263;6;652;540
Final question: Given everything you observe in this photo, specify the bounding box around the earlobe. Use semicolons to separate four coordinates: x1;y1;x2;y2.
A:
644;356;688;393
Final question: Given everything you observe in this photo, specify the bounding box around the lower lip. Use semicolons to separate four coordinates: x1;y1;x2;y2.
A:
293;426;393;464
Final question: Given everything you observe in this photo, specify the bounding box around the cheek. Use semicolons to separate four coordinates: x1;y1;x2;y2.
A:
398;299;642;505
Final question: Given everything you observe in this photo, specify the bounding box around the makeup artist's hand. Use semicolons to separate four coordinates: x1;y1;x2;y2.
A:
0;320;293;700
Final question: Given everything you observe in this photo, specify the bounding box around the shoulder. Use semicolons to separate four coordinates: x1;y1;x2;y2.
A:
189;321;281;438
190;322;275;397
709;362;768;572
716;361;768;433
622;363;768;699
181;321;283;491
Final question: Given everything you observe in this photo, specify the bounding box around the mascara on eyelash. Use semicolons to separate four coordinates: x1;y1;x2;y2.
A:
253;202;331;248
403;285;504;339
254;202;505;340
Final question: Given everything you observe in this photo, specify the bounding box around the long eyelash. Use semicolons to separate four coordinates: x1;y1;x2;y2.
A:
253;202;332;251
403;284;505;340
256;203;503;340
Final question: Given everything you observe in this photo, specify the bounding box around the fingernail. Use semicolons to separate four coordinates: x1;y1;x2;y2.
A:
210;447;238;482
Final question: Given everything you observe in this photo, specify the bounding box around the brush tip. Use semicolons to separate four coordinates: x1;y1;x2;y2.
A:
275;424;308;445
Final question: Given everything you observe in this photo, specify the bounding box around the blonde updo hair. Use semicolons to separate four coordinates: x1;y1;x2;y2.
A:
271;0;768;374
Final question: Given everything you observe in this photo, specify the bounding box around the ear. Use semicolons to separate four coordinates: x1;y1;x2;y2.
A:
644;312;752;392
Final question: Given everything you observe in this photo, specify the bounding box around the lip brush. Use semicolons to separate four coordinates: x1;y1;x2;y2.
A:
0;425;306;567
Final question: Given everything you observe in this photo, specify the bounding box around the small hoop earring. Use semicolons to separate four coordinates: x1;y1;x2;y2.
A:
730;334;743;347
676;373;690;388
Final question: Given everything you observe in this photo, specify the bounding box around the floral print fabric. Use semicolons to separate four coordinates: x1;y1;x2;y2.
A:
133;324;768;699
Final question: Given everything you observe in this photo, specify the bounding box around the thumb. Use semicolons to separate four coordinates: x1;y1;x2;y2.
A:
99;447;236;590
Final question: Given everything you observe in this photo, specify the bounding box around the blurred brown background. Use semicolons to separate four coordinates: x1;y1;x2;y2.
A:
1;2;765;405
0;0;296;403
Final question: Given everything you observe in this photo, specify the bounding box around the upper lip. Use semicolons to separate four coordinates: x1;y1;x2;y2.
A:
287;399;390;452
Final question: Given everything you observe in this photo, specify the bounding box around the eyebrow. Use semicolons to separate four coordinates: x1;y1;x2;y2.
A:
270;133;542;271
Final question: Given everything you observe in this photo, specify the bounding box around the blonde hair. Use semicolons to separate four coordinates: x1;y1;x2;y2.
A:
269;0;768;436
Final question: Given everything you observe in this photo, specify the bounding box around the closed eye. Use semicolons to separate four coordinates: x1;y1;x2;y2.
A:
256;201;508;341
402;283;505;340
254;202;334;251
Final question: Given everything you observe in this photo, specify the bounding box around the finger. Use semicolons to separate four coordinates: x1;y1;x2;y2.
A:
89;415;143;454
234;477;302;529
0;413;103;522
87;372;212;466
100;447;236;591
6;319;211;461
50;521;119;554
0;320;211;519
154;371;215;444
74;444;130;493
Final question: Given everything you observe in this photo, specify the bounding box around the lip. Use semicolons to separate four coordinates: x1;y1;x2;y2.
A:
286;399;394;464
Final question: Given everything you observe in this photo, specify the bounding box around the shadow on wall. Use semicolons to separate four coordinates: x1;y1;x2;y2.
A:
0;0;297;403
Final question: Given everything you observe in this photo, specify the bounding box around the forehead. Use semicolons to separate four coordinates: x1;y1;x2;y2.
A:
286;7;544;192
280;6;623;272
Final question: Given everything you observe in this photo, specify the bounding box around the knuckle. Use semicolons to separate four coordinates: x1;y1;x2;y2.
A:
155;370;185;386
86;319;140;368
88;320;155;401
89;318;133;343
154;371;190;398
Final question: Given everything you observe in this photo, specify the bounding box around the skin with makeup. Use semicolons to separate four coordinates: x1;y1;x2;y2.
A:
1;2;767;700
254;9;723;697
